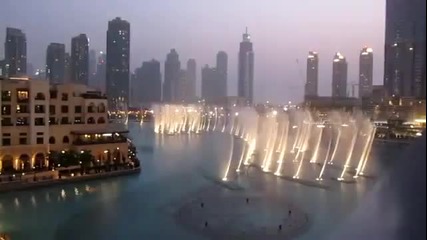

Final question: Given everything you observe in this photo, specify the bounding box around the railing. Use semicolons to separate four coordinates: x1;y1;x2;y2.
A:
72;138;127;146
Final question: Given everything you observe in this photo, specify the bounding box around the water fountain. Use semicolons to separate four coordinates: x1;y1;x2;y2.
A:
152;104;376;186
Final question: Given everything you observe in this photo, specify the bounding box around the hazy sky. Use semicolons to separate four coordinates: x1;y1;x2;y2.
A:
0;0;385;103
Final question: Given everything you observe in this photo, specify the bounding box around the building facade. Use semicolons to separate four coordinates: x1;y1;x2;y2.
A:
216;51;228;98
46;43;66;85
133;59;161;107
384;0;426;99
186;59;197;100
94;51;106;93
0;77;129;173
305;51;318;98
201;65;219;103
238;28;254;104
4;27;27;76
70;34;89;85
163;49;181;102
106;17;131;109
332;52;348;98
359;47;374;99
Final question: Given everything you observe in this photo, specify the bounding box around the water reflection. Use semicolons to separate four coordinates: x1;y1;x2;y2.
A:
0;122;401;240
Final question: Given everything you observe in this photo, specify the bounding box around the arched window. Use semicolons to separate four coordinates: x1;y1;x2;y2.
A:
63;136;69;143
97;117;106;124
87;103;96;113
98;103;106;113
49;137;56;144
87;117;95;124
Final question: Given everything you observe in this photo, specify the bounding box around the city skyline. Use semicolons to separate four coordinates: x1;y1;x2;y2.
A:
0;0;386;103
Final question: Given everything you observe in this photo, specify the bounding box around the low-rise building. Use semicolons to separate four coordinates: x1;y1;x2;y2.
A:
1;76;131;174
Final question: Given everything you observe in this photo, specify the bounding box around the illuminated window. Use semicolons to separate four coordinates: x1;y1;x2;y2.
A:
17;90;29;102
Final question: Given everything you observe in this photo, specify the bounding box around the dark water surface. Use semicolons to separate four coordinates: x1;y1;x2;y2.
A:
0;122;401;240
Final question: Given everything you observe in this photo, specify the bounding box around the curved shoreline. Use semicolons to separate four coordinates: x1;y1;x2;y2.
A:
0;168;140;193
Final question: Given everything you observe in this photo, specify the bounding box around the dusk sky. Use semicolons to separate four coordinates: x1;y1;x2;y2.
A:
0;0;385;103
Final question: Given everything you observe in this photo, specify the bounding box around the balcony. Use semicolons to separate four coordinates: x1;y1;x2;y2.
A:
72;136;127;146
81;92;107;100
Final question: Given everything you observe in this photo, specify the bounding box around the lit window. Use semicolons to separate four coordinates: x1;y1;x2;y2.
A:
17;90;29;102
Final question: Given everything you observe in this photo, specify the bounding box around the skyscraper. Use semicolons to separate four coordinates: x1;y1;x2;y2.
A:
384;0;426;99
332;52;348;98
359;47;374;99
106;17;130;109
186;59;197;100
89;49;97;88
46;43;66;84
133;59;161;106
305;51;319;98
201;65;218;102
64;52;71;83
70;34;89;85
4;27;27;76
163;49;181;102
0;59;7;76
216;51;228;98
95;51;106;92
238;28;254;104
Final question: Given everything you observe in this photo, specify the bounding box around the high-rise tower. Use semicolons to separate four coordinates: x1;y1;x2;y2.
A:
305;51;318;98
216;51;228;98
238;28;254;104
163;49;181;102
332;52;348;98
359;47;374;98
4;27;27;76
106;17;130;109
384;0;426;99
70;34;89;85
46;43;66;84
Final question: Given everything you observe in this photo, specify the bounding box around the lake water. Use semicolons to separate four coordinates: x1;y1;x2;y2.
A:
0;122;402;240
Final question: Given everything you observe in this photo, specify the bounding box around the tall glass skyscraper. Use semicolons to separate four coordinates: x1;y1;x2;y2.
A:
70;34;89;85
238;28;254;104
186;59;197;100
384;0;426;99
359;47;374;99
4;27;27;76
332;52;348;98
106;17;130;109
216;51;228;98
305;51;318;98
46;43;66;84
163;49;181;102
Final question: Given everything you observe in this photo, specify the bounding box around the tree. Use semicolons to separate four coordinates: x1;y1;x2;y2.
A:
78;150;94;169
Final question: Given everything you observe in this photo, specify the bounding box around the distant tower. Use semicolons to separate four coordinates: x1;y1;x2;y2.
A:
89;49;97;88
95;51;106;92
238;28;254;104
106;17;130;109
133;59;161;106
216;51;228;98
4;27;27;76
332;52;348;98
305;51;318;98
70;34;89;85
163;49;181;102
201;64;218;103
359;47;374;99
384;0;426;99
46;43;66;84
186;59;197;100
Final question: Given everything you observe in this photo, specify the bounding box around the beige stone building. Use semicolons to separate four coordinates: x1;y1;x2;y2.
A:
1;77;129;173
